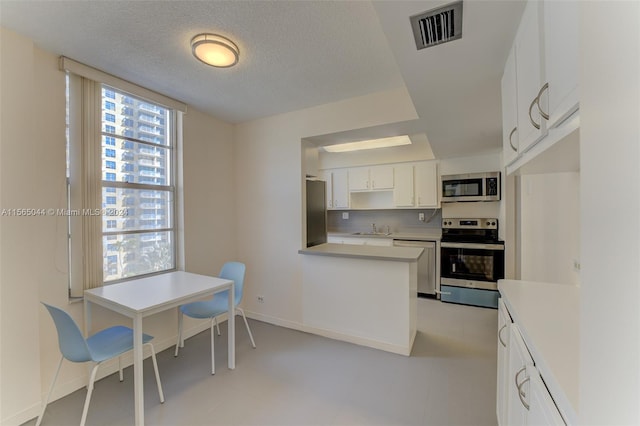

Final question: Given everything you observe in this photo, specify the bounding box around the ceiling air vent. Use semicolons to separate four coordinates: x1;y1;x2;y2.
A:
410;1;463;50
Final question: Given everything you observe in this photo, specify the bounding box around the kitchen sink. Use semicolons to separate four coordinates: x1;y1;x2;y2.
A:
351;232;392;236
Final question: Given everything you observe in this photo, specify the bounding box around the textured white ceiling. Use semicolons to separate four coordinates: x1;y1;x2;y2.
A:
0;0;525;159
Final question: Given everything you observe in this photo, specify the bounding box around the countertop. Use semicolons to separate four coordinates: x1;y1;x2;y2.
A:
498;279;580;424
328;229;441;241
299;243;424;262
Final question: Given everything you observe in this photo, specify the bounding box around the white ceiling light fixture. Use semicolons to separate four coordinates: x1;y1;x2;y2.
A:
323;135;412;153
191;33;239;68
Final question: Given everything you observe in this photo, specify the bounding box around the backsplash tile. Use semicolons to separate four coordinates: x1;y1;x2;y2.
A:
328;209;442;234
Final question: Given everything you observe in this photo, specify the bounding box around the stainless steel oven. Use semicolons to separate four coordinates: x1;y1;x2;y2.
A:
439;218;504;308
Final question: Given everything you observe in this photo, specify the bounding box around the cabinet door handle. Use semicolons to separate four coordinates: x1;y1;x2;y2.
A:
508;127;518;152
498;324;507;347
529;97;541;130
514;366;526;389
536;82;550;120
517;376;531;410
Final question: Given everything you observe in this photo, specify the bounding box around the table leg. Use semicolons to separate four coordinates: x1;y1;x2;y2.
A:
133;314;144;425
228;282;235;369
83;299;92;337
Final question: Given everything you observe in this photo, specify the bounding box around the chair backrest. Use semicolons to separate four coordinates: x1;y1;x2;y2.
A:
219;261;246;306
42;303;92;363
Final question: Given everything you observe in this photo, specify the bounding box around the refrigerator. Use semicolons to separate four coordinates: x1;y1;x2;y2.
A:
306;179;327;247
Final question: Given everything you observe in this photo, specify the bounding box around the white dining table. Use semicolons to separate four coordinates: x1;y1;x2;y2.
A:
84;271;235;426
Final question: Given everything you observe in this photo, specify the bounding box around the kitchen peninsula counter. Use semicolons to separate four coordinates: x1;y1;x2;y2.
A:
299;242;424;262
299;243;421;356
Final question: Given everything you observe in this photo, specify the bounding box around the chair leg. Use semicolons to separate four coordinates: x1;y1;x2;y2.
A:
210;317;216;375
80;362;101;426
145;342;165;403
214;316;221;336
35;355;64;426
237;307;256;348
118;356;123;381
175;309;183;357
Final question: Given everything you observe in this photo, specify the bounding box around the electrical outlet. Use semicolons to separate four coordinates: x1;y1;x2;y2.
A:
257;295;264;303
418;212;425;222
342;212;349;220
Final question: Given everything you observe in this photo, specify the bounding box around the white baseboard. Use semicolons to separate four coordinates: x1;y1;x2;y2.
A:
244;310;411;356
2;401;41;426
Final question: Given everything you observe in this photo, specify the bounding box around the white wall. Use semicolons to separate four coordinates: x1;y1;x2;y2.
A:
182;107;237;276
0;27;63;425
0;27;237;424
579;2;640;423
519;172;580;285
235;87;418;327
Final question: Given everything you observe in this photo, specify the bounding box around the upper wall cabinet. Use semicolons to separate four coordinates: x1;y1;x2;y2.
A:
349;165;394;191
541;0;579;129
502;47;520;165
393;164;415;207
322;161;439;210
323;169;349;210
502;0;580;173
514;0;547;154
393;162;439;209
414;162;439;208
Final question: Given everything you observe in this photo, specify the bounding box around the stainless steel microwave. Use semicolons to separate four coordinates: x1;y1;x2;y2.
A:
441;172;501;202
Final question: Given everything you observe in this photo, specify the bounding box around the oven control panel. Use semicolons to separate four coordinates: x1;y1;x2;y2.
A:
442;218;498;229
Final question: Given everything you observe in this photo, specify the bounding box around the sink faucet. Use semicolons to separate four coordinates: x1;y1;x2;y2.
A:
386;225;391;234
371;223;377;233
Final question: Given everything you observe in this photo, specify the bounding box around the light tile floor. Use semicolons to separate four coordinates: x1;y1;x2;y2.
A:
25;298;498;426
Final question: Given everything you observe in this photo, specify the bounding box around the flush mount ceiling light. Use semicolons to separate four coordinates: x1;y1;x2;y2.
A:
323;135;412;153
191;33;239;68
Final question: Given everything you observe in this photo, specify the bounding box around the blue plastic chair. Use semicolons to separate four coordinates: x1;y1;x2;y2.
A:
37;303;164;426
174;262;255;374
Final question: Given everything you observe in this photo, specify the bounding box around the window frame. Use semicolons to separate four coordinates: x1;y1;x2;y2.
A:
66;73;181;297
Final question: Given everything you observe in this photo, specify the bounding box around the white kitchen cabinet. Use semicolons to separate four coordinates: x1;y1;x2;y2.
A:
394;162;438;208
349;165;394;191
414;162;438;208
332;169;349;209
502;47;519;165
502;0;580;173
370;165;394;189
541;0;579;129
322;169;349;210
393;164;415;207
322;170;334;209
514;0;547;153
496;299;512;426
528;366;565;425
507;325;534;426
349;167;370;191
504;325;565;426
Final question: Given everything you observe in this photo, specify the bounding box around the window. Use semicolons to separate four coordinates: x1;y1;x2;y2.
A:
100;85;175;283
63;57;184;297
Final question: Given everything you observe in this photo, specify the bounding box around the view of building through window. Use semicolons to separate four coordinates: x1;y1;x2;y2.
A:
100;86;175;281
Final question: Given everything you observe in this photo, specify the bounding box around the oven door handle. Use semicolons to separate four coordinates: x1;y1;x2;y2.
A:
440;242;505;250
